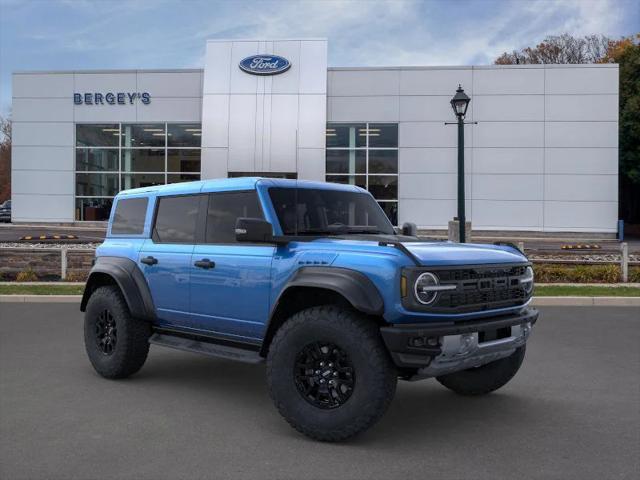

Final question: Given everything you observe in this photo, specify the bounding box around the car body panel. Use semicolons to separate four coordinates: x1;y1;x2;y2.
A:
402;241;525;266
138;239;194;325
93;178;533;341
190;244;274;339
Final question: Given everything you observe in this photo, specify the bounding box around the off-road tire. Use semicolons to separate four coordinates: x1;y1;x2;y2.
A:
266;305;397;442
436;346;526;396
84;286;151;379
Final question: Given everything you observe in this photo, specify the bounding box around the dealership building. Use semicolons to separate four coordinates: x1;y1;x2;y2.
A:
11;39;619;232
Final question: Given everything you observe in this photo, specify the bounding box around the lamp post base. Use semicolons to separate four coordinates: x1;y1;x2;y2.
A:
448;220;472;243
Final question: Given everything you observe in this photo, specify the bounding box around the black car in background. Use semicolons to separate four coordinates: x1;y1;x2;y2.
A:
0;200;11;223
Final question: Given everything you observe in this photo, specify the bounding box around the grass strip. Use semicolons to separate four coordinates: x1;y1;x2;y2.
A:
0;284;85;295
0;284;638;297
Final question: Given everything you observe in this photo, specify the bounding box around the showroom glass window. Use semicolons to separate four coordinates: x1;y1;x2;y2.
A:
325;123;398;225
75;123;202;221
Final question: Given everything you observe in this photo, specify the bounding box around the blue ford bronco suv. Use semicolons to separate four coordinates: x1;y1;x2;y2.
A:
82;177;537;441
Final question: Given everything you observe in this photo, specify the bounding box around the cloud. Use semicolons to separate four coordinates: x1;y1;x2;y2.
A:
0;0;637;114
188;0;633;66
552;0;625;36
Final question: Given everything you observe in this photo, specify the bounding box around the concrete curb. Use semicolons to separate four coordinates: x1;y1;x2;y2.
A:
0;295;82;303
1;295;639;306
531;297;640;306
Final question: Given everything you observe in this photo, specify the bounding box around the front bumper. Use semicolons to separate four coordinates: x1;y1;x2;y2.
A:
380;307;538;379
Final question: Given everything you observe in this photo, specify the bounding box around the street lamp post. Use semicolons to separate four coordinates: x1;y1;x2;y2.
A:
449;85;471;243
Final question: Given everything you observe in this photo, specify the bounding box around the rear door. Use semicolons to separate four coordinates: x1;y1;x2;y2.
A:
138;193;203;326
189;190;275;340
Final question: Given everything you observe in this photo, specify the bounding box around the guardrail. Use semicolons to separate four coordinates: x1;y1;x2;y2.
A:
505;241;637;282
0;242;636;282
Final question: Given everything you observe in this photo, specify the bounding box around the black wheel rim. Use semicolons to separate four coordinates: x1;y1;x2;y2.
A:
294;342;355;409
95;309;117;356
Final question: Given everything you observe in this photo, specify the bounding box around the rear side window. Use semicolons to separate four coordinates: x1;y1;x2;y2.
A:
205;191;263;244
111;197;148;235
153;195;200;244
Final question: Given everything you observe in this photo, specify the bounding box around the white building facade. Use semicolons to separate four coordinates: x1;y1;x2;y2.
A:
11;38;619;232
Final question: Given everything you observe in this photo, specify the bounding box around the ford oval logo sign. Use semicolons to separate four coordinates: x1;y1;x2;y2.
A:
239;55;291;75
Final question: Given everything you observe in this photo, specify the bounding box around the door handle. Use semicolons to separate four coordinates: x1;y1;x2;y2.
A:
194;259;215;269
141;256;158;266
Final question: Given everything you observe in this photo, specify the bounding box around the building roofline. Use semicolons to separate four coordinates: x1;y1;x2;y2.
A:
13;63;618;76
13;68;204;75
328;63;618;71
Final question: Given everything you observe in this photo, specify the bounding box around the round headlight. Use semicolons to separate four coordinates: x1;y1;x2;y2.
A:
521;266;534;295
414;272;440;305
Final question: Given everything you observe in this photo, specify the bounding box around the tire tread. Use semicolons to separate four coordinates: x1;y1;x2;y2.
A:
84;286;150;379
266;305;396;442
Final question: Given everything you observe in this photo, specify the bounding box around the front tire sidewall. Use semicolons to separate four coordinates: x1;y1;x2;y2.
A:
267;307;397;440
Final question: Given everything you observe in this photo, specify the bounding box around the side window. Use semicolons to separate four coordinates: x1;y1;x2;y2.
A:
153;195;200;244
111;197;148;235
205;191;263;244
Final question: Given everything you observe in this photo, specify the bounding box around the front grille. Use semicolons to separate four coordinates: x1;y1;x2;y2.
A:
437;265;526;282
437;286;528;312
433;265;529;313
403;263;532;314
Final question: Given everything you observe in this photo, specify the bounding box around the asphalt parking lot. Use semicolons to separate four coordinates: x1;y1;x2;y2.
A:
1;304;638;480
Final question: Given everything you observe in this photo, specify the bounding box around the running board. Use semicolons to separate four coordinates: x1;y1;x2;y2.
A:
149;333;264;364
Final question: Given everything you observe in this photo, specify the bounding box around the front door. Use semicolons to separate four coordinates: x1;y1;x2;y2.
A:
139;194;202;326
189;190;274;340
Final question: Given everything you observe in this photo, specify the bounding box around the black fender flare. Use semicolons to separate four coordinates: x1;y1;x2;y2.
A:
260;267;385;355
80;256;156;321
272;266;384;318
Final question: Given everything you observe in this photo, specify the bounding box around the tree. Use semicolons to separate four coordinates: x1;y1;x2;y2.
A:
495;34;610;64
601;35;640;224
0;115;10;203
495;33;640;226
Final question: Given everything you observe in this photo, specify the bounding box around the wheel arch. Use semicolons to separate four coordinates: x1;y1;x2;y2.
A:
80;257;156;321
260;267;385;356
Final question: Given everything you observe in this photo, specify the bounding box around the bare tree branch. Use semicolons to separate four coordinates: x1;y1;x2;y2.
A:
494;34;611;64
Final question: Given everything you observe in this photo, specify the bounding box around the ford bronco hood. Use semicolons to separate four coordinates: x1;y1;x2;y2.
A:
401;241;527;266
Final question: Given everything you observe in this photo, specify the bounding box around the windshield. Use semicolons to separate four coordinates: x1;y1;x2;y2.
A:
268;187;395;236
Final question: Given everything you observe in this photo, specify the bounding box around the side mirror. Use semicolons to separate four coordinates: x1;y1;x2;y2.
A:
402;222;417;236
235;217;274;243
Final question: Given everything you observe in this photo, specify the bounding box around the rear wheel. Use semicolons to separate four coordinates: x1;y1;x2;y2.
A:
436;346;526;396
84;286;151;379
267;305;397;442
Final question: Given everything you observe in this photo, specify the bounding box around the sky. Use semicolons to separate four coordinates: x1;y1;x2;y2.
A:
0;0;638;115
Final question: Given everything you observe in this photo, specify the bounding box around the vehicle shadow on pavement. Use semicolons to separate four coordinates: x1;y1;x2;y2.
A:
367;386;538;444
128;348;539;445
130;349;270;405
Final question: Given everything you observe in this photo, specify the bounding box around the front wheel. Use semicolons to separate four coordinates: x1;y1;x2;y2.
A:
267;306;397;442
436;346;526;396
